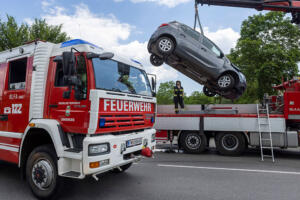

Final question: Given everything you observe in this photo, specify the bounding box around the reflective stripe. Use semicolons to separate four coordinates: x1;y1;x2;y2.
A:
0;131;23;139
0;144;19;152
0;142;19;148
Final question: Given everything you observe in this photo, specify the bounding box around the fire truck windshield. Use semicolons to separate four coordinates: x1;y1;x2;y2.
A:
92;58;153;96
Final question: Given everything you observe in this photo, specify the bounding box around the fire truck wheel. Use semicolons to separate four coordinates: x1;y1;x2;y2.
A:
26;145;62;200
112;163;133;173
215;132;246;156
180;132;207;154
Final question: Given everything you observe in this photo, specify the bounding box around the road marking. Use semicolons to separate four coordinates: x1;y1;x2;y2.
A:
158;164;300;175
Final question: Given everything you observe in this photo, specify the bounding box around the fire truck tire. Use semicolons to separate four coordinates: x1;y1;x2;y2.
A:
112;163;133;173
26;145;62;200
180;132;207;154
215;132;246;156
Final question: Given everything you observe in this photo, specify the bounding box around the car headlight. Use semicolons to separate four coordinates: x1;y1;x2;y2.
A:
88;143;110;156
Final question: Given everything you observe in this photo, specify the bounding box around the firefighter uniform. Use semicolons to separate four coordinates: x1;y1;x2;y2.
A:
174;86;184;113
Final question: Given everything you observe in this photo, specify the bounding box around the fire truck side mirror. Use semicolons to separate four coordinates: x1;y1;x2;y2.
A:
62;52;76;77
151;77;156;93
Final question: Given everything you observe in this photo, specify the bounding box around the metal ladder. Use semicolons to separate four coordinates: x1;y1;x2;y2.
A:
256;104;275;162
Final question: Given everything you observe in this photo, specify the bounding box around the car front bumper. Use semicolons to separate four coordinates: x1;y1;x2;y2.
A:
82;128;156;176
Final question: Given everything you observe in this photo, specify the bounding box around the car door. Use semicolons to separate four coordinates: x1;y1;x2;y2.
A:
178;24;201;59
200;36;225;71
1;57;33;133
46;54;90;134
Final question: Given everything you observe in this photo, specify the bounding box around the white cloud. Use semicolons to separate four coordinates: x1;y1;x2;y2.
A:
203;27;240;54
42;3;131;48
115;0;191;8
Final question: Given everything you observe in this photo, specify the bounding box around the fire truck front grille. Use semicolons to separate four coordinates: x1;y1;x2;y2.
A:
99;114;145;130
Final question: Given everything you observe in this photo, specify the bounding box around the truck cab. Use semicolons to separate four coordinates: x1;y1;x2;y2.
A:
0;39;156;199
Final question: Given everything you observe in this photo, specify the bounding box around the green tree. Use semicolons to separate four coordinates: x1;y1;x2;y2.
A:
0;15;69;51
185;91;214;104
157;81;175;104
229;12;300;102
0;15;29;51
29;19;69;43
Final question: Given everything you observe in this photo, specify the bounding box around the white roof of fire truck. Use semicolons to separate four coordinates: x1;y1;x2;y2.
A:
0;39;144;70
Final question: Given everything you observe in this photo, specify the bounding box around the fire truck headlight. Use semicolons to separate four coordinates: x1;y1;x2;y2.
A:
151;133;156;143
88;143;110;156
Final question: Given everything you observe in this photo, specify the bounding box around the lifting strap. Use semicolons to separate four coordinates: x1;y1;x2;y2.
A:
194;0;204;35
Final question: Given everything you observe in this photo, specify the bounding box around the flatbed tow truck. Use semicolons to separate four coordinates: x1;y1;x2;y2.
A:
155;1;300;161
155;78;300;161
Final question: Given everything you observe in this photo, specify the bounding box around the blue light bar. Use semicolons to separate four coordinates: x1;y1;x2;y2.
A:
60;39;102;49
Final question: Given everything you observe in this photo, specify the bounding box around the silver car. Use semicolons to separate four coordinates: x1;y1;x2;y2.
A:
148;21;246;99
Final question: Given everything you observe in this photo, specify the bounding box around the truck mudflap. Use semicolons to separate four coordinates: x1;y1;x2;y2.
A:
82;128;156;176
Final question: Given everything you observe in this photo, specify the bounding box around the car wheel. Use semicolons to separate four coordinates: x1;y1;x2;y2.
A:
112;163;132;173
215;132;246;156
150;54;163;66
179;132;207;154
156;37;175;55
217;74;235;90
26;145;63;200
203;86;216;97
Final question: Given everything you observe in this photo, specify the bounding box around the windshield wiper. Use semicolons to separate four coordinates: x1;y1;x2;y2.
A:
111;88;122;92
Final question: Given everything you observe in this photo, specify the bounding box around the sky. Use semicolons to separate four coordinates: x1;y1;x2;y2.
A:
0;0;269;95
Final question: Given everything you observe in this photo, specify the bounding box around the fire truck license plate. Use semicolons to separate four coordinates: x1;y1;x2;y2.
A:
126;138;143;148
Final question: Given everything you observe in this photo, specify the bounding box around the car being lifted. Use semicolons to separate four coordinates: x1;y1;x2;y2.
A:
148;21;247;100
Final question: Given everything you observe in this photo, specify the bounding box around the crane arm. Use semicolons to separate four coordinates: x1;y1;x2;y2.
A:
196;0;300;24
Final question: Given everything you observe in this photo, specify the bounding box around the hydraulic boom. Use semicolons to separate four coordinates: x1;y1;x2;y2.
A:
196;0;300;24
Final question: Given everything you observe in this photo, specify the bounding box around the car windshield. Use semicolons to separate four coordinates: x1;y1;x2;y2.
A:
92;58;153;96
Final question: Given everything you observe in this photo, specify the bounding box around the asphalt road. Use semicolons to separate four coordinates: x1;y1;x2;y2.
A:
1;148;300;200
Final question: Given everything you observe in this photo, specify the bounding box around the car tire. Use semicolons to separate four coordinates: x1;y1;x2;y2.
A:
217;74;235;90
215;132;246;156
179;132;207;154
156;37;175;55
203;86;216;97
150;54;164;66
26;145;63;200
112;163;132;173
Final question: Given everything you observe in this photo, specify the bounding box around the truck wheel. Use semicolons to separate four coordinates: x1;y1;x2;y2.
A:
215;132;246;156
26;145;62;200
180;132;207;154
150;54;164;66
112;163;132;173
156;37;175;55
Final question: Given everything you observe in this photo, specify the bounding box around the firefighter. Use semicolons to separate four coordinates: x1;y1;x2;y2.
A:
174;80;184;113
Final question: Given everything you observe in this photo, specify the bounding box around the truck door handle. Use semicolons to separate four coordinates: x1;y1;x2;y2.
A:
0;115;8;121
180;33;186;38
49;104;58;108
201;47;207;52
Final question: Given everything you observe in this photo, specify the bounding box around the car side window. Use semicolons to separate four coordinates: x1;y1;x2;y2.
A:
203;37;222;57
180;25;200;41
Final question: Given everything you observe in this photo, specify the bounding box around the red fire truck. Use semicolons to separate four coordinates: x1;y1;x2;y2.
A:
155;78;300;161
0;39;156;199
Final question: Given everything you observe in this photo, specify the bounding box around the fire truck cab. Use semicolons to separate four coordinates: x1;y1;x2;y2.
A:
0;39;156;199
